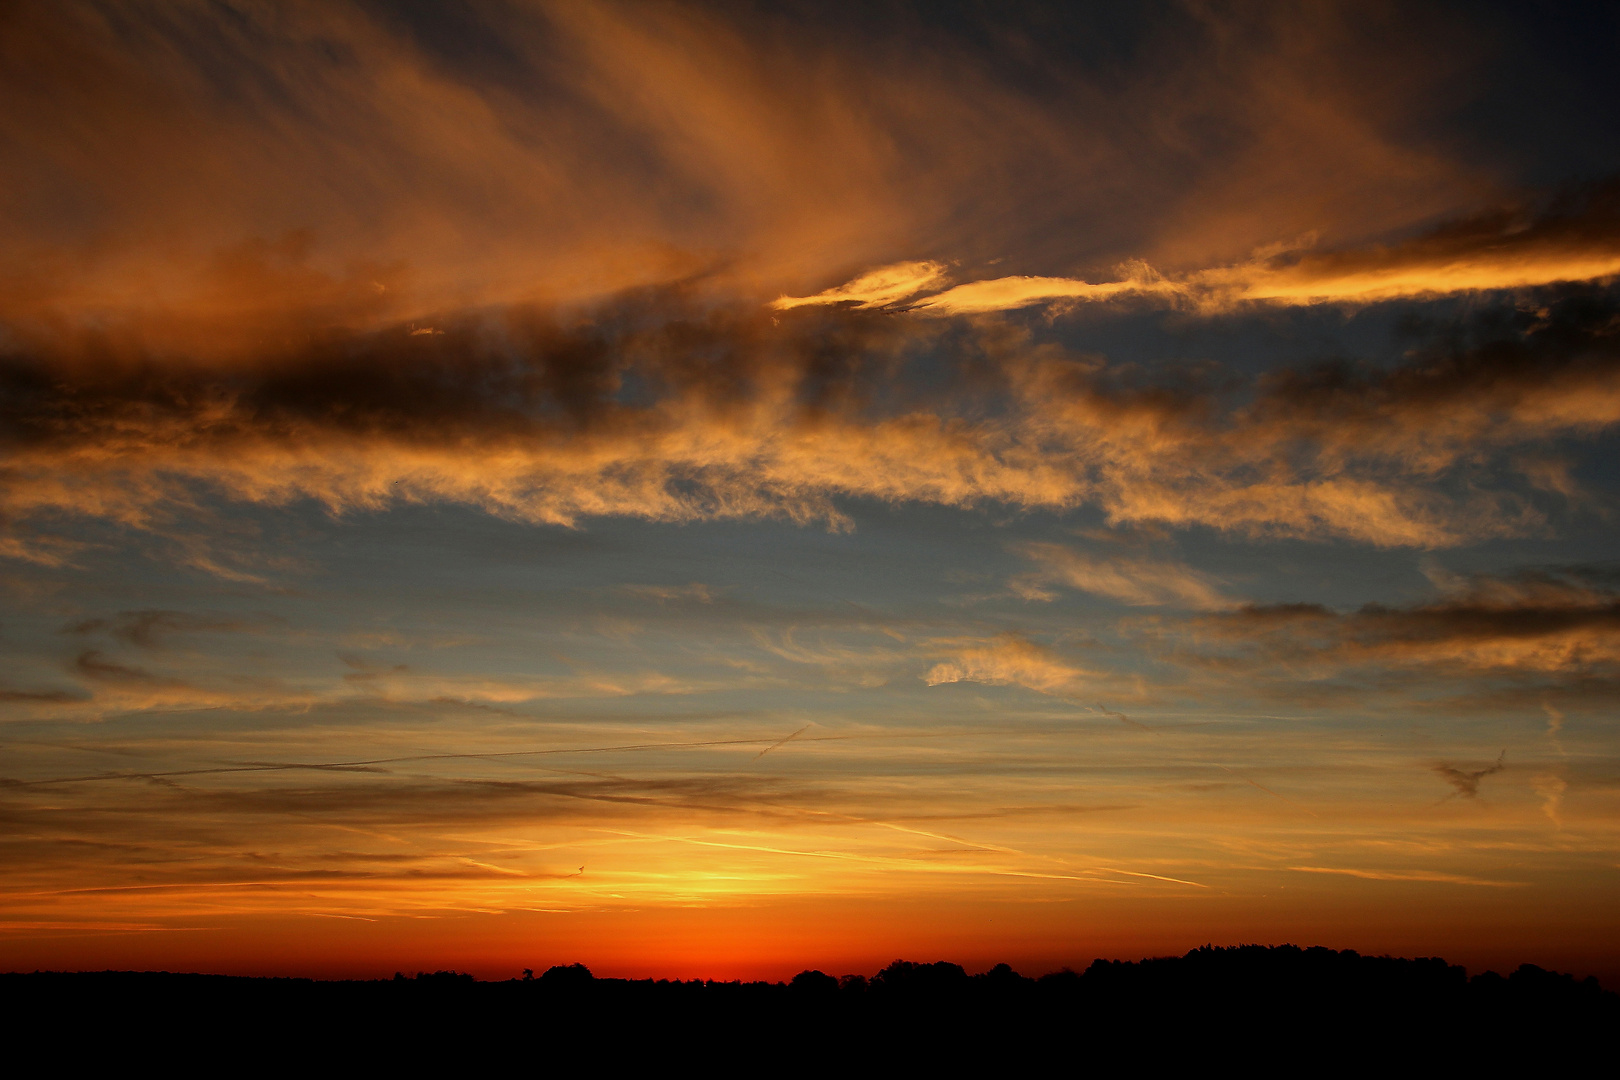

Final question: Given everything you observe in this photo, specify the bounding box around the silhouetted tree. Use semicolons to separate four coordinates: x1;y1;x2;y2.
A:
790;969;838;995
872;960;967;996
539;963;594;990
979;962;1026;985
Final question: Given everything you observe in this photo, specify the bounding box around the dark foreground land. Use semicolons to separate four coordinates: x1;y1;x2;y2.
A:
4;945;1614;1066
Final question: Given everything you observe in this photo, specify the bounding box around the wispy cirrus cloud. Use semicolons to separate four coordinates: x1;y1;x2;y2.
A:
0;0;1513;355
5;4;1617;573
1012;541;1228;609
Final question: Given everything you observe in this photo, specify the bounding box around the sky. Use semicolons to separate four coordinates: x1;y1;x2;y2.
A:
3;0;1620;983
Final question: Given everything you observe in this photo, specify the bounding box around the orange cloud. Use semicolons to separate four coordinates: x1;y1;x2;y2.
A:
0;0;1515;360
2;7;1617;569
911;274;1179;315
828;181;1620;315
771;261;949;310
924;634;1089;695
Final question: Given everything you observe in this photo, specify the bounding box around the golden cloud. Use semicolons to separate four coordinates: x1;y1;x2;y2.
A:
924;634;1089;695
0;0;1509;359
771;261;949;310
831;182;1620;315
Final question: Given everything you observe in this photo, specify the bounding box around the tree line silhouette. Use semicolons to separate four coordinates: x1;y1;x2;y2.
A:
4;945;1612;1066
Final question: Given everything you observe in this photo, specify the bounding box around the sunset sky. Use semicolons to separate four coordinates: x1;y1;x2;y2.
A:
4;0;1620;983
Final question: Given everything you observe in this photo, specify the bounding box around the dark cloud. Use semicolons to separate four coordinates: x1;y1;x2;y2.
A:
1432;751;1505;800
72;649;158;682
1094;704;1152;732
64;609;269;648
0;290;924;450
1247;278;1620;467
1238;175;1620;302
0;687;84;703
1190;565;1620;677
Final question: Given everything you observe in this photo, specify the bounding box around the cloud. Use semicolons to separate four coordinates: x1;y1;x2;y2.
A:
846;179;1620;315
0;0;1522;355
73;650;165;684
4;280;1619;570
910;272;1179;315
771;261;948;310
924;634;1088;695
0;761;851;915
1187;565;1620;677
1226;180;1620;305
622;584;719;604
40;648;329;717
1531;772;1567;826
66;610;270;649
1542;701;1565;739
3;7;1620;571
0;687;83;704
1288;866;1522;887
1013;542;1227;609
1431;751;1505;800
1093;704;1152;732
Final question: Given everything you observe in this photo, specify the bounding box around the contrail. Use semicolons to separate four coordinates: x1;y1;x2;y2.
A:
14;735;828;787
1211;763;1320;817
1095;703;1154;732
4;725;1136;788
1093;866;1209;889
750;724;812;762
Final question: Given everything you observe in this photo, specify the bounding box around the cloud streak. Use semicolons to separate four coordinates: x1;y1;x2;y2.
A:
771;262;948;310
1013;542;1228;609
1188;566;1620;677
833;180;1620;315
